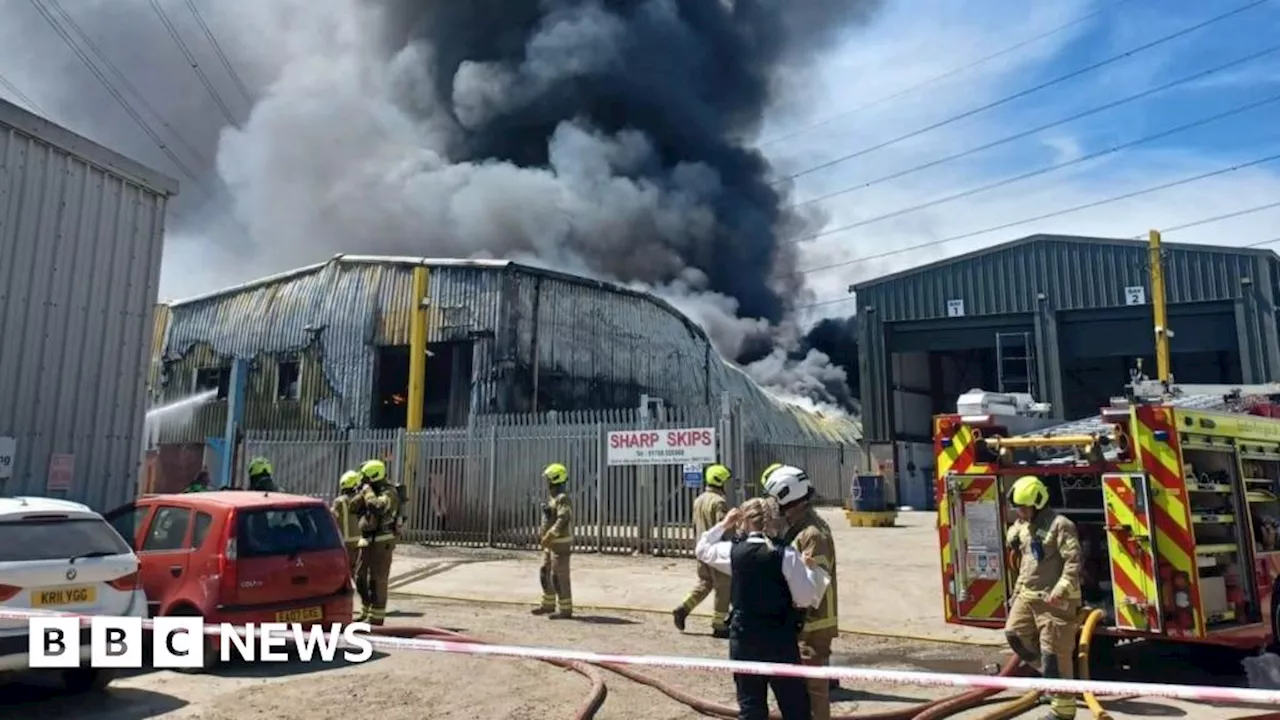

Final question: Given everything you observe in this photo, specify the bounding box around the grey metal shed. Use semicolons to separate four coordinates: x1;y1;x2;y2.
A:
855;234;1280;449
0;98;178;509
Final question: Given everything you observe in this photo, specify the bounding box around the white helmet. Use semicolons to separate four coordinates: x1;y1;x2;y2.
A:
762;464;812;507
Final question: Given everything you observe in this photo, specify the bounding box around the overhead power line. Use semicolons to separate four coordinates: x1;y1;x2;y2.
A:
760;0;1136;149
795;42;1280;217
798;203;1280;312
799;149;1280;277
29;0;242;232
803;88;1280;243
0;71;47;116
780;0;1270;184
182;0;253;106
28;0;201;181
1245;235;1280;248
146;0;239;125
807;88;1280;240
1157;199;1280;234
45;0;211;170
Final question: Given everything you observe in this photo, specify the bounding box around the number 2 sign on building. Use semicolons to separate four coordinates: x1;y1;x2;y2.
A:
606;428;717;466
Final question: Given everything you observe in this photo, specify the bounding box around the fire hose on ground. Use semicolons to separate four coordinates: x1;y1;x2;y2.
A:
973;607;1110;720
371;626;1028;720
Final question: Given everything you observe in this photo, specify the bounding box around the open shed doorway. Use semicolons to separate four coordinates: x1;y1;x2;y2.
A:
371;341;474;429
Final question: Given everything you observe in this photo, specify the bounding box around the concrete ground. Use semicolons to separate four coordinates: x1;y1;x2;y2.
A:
391;510;1010;645
2;509;1274;718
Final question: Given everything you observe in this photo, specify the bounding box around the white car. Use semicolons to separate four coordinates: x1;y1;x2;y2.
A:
0;496;147;692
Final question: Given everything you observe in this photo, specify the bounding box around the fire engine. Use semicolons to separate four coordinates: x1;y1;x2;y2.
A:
934;231;1280;655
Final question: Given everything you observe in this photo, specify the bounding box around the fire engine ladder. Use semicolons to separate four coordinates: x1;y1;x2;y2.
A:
995;331;1037;396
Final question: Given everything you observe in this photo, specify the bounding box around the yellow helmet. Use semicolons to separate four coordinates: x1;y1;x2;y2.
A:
1010;475;1049;510
339;471;362;491
248;456;273;478
760;462;783;487
360;459;388;482
704;464;731;488
543;463;568;485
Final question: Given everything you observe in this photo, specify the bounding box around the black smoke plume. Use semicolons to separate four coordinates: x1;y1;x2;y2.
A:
358;0;880;334
2;0;882;410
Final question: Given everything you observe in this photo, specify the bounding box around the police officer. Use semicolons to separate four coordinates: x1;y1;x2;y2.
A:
673;463;732;638
1004;475;1082;720
695;496;828;720
247;456;279;492
763;463;839;720
352;459;399;625
331;470;363;574
532;462;573;619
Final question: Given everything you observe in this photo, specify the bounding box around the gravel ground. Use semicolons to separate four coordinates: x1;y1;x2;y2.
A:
0;595;1010;720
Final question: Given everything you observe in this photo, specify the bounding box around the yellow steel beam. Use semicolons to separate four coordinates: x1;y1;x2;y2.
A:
1149;229;1171;383
405;265;430;495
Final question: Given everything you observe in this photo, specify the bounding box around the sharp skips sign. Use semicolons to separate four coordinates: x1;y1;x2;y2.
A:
606;428;716;466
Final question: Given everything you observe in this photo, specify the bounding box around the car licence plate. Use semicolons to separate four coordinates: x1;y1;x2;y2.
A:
32;586;97;607
275;606;323;623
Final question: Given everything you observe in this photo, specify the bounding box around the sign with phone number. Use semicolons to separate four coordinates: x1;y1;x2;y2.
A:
606;428;717;466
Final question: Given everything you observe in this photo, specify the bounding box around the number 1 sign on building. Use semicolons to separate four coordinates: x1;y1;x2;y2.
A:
606;428;717;466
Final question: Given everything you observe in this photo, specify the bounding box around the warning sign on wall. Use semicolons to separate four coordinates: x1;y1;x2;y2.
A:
47;453;74;493
606;428;716;466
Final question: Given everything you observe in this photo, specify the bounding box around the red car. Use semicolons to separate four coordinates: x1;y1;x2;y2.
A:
104;491;353;664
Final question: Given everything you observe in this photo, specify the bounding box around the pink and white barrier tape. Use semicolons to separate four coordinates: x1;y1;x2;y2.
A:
3;606;1278;705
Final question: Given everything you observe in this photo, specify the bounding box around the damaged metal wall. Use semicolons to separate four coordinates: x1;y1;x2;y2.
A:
152;257;861;446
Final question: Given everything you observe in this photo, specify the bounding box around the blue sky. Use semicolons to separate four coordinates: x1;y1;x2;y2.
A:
767;0;1280;318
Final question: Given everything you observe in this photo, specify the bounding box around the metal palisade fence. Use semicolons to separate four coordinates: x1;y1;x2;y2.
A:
240;404;857;557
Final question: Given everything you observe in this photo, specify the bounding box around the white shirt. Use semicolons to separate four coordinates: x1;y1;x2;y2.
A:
695;519;831;609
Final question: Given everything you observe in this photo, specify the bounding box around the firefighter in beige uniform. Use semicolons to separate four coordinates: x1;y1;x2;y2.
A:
532;462;574;619
672;464;733;638
762;463;839;720
352;459;399;625
1004;475;1082;720
331;470;363;574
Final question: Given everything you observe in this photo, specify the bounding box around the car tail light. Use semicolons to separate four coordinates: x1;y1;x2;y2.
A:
218;510;239;600
107;571;139;592
0;584;21;602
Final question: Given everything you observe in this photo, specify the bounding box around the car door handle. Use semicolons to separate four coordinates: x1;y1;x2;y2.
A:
169;565;183;577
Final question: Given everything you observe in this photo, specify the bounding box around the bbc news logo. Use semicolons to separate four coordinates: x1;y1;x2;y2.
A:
28;617;375;668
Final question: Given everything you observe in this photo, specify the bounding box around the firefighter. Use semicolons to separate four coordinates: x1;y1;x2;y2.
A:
352;458;399;625
182;469;211;493
695;497;828;720
532;462;574;619
763;463;839;720
1004;475;1082;720
673;463;733;638
247;456;279;492
331;470;363;574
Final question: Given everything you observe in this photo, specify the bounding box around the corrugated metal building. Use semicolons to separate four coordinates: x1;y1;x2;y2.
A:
856;234;1280;449
150;256;859;447
0;98;177;508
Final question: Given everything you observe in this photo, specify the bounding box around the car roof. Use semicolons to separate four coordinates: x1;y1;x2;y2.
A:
137;490;325;510
0;496;101;520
